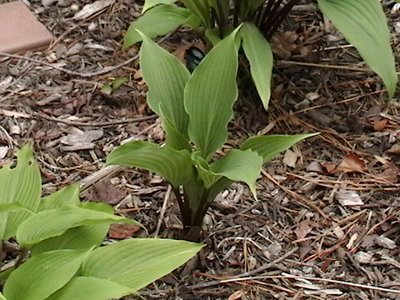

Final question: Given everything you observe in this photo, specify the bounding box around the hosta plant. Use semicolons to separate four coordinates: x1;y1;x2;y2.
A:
107;29;317;241
124;0;398;109
0;145;202;300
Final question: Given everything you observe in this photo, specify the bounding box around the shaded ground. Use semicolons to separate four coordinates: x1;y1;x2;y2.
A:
1;0;400;299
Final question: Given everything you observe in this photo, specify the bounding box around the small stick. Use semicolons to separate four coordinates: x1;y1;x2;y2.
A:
154;185;172;237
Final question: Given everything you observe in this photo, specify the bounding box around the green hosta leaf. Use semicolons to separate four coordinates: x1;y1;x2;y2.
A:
139;32;190;143
192;153;222;189
161;113;191;150
46;276;132;300
241;133;318;164
240;22;273;109
142;0;177;12
205;28;222;46
31;225;109;256
0;203;34;214
106;141;194;187
0;144;41;239
3;249;91;300
123;5;192;49
210;149;262;198
82;239;203;290
318;0;397;98
181;0;211;27
39;183;80;211
185;28;240;160
17;205;138;247
31;204;113;256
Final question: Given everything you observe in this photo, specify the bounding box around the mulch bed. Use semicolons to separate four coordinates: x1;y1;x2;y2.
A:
1;0;400;299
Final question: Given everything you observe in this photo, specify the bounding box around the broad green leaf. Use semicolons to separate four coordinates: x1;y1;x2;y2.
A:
46;276;132;300
210;149;262;198
0;292;6;300
318;0;397;98
161;112;191;150
205;28;222;46
192;153;222;189
31;224;109;256
139;32;190;142
0;203;34;214
82;239;203;290
4;249;90;300
31;204;113;256
142;0;177;12
17;205;138;246
106;141;194;187
209;0;230;26
39;183;80;211
123;5;192;49
181;0;211;27
240;133;318;164
185;28;240;160
240;22;273;109
0;144;41;239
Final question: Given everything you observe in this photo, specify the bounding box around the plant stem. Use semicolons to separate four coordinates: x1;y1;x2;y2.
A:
265;0;300;39
172;185;190;228
259;0;283;38
215;0;227;29
233;0;241;27
257;0;278;28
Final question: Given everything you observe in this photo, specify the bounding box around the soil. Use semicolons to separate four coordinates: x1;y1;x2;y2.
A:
1;0;400;299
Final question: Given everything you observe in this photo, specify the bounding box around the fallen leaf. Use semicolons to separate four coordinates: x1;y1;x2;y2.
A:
354;251;373;264
373;119;388;131
73;0;114;20
306;161;325;174
337;154;366;174
86;178;127;205
0;146;8;159
283;149;297;168
386;144;400;155
228;290;245;300
60;129;103;145
108;223;140;239
375;235;396;249
294;220;315;240
321;162;337;174
360;234;378;249
336;190;364;207
381;164;400;184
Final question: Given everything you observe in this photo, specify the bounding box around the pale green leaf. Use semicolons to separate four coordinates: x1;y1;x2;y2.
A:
139;32;190;142
185;28;240;160
31;204;113;255
181;0;211;27
0;291;6;300
205;28;222;46
161;113;191;150
210;149;262;198
0;203;34;214
4;249;90;300
0;144;41;239
82;239;203;290
192;153;222;189
318;0;397;98
46;276;132;300
241;133;318;164
142;0;177;12
17;205;138;246
123;5;191;49
106;141;194;187
240;22;273;109
39;183;80;211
